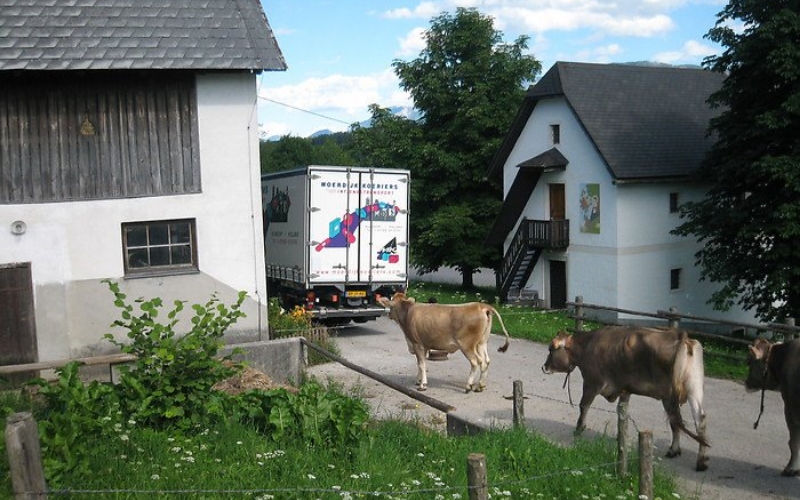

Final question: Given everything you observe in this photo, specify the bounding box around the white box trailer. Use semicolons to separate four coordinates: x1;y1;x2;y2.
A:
262;165;410;325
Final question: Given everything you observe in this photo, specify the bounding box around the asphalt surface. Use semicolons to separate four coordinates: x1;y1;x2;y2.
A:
307;317;799;500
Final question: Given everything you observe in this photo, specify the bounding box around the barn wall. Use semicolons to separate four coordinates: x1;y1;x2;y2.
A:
0;72;269;361
0;73;201;204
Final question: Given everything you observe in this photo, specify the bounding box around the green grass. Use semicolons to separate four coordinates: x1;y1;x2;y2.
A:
406;280;750;380
3;416;676;499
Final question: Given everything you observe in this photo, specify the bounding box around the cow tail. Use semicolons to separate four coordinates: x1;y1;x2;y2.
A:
490;307;511;353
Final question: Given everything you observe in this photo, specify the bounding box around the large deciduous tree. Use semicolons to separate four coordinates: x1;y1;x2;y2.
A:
353;8;540;287
673;0;800;322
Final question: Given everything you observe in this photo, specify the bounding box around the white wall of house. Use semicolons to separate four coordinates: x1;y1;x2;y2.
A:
0;72;269;361
500;98;759;326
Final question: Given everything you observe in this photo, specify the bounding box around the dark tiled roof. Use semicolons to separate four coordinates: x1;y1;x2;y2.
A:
0;0;286;72
488;62;725;181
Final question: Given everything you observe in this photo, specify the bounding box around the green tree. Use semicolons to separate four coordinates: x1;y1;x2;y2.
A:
260;135;355;174
354;8;541;287
673;0;800;322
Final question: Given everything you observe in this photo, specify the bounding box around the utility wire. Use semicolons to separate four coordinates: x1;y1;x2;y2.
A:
258;96;354;126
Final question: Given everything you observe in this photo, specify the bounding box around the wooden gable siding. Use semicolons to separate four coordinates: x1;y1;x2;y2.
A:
0;74;201;204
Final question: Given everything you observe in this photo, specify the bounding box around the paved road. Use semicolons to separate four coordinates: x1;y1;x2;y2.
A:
307;317;798;500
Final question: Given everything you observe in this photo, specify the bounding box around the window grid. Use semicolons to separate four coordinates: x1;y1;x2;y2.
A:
123;219;197;276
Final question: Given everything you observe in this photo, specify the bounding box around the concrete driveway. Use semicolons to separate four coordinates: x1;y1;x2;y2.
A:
306;317;798;500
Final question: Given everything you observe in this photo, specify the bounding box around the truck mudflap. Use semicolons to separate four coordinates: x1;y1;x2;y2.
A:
311;306;388;320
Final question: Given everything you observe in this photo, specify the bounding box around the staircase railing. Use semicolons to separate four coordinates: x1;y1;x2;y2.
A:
497;219;569;301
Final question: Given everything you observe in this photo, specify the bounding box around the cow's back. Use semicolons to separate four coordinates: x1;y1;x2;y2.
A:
404;302;491;348
578;326;685;399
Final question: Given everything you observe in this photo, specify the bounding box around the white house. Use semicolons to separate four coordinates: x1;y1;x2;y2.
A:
486;62;758;326
0;0;286;372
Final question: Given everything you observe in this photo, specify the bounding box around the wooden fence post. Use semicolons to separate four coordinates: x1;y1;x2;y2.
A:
574;296;584;332
467;453;488;500
638;431;654;500
616;398;629;477
512;380;525;428
668;307;679;329
785;317;796;341
5;412;48;500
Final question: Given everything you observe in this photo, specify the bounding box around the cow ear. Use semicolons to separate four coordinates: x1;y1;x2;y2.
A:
564;334;573;349
407;297;416;304
377;297;390;307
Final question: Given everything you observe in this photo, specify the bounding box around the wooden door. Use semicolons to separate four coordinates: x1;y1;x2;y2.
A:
549;184;565;220
549;260;567;309
0;263;38;385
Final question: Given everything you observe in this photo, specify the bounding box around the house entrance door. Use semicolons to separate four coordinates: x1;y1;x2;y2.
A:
549;184;565;220
549;260;567;309
0;263;38;385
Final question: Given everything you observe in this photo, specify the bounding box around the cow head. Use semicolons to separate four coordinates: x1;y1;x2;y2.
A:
744;338;780;392
542;330;575;374
377;292;415;323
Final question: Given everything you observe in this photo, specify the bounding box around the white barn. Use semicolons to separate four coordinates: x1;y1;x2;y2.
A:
0;0;286;372
487;62;757;326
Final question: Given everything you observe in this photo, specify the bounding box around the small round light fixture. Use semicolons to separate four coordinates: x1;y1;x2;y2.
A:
10;220;26;235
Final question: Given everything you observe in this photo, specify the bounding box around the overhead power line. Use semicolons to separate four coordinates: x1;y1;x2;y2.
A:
258;96;354;126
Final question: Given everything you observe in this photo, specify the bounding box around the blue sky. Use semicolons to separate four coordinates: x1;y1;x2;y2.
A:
256;0;729;138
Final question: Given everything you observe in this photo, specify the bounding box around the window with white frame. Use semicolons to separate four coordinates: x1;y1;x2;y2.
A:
122;219;198;276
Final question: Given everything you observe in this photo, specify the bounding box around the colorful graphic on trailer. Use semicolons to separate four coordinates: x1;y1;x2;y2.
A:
315;199;400;252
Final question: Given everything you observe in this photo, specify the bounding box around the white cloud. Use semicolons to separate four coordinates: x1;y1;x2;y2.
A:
258;69;414;137
653;39;717;64
382;1;441;19
397;27;427;57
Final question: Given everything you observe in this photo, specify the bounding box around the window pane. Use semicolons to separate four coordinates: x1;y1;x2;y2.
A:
171;245;192;265
150;224;170;245
127;249;149;268
170;223;191;244
126;226;147;247
150;247;170;266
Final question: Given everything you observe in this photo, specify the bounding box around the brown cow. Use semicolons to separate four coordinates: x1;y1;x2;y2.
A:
745;338;800;476
542;326;709;471
377;292;510;392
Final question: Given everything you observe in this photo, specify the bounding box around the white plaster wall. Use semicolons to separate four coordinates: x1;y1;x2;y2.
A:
0;72;269;360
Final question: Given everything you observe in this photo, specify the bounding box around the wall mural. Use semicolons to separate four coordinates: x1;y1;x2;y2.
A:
579;183;600;234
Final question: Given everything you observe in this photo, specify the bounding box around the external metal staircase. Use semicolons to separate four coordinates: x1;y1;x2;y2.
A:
497;218;569;302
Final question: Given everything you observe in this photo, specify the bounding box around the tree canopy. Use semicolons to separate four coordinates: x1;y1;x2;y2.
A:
673;0;800;321
352;8;541;287
260;134;355;174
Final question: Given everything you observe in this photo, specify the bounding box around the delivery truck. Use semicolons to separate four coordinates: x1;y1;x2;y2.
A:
262;165;410;325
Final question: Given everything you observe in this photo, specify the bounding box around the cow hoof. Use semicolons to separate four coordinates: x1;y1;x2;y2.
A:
574;425;586;437
416;385;427;392
665;449;681;459
695;459;709;472
781;468;799;477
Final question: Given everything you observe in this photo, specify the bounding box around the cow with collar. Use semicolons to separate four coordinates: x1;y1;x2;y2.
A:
745;337;800;476
542;326;709;471
377;292;510;392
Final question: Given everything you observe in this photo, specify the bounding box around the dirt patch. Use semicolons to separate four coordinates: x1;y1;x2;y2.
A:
212;362;297;395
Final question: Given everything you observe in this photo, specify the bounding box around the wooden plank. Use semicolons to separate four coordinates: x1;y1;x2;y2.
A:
0;353;136;376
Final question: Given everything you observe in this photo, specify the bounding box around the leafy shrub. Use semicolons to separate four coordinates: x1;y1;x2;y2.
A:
233;381;369;449
103;280;245;430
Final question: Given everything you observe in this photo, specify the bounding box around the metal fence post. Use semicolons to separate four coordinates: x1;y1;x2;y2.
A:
785;317;796;341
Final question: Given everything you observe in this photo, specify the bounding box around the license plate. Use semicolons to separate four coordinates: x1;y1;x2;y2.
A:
346;290;366;298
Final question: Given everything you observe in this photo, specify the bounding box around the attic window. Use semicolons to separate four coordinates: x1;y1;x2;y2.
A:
551;124;561;145
669;192;679;213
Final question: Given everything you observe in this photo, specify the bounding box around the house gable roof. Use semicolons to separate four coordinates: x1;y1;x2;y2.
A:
0;0;286;72
487;62;725;182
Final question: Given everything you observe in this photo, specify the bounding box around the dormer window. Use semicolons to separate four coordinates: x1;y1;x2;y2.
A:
551;124;560;145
